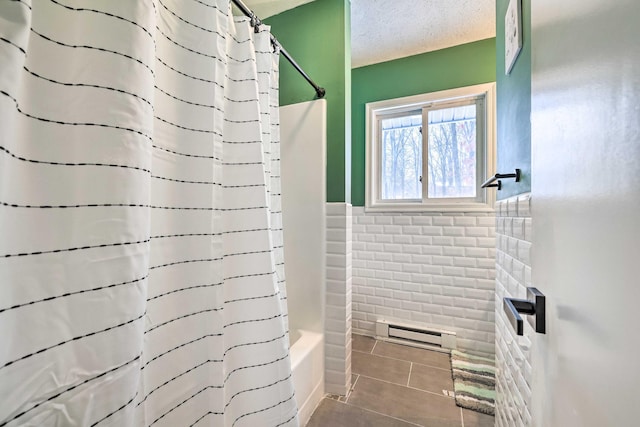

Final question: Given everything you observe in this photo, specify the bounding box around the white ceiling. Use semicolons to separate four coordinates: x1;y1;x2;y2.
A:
240;0;316;19
350;0;496;68
242;0;496;68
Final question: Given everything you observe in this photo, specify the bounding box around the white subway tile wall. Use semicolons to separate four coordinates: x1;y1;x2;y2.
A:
351;207;496;356
325;203;352;395
495;194;533;427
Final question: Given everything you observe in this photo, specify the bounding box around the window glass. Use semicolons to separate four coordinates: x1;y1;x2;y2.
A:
380;113;422;200
365;83;495;211
426;104;477;198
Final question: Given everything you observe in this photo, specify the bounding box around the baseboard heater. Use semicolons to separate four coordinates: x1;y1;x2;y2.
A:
375;320;457;351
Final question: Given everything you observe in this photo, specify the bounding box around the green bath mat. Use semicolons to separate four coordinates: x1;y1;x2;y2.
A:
450;350;496;416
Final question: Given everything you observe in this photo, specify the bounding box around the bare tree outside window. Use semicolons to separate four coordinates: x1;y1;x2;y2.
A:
427;105;477;198
367;84;494;210
380;114;422;200
379;105;477;201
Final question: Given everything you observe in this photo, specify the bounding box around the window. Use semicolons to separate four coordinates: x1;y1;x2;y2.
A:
366;83;496;212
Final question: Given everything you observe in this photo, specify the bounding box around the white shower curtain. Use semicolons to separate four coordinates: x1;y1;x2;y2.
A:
0;1;298;426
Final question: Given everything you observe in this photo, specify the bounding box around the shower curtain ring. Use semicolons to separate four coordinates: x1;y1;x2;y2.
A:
250;14;261;33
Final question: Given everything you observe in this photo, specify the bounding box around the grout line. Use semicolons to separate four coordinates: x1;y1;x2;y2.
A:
353;349;452;372
345;374;359;404
334;400;424;427
370;340;378;354
407;362;413;387
460;407;465;427
355;373;454;400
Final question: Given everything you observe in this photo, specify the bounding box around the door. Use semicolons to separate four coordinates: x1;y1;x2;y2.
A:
530;0;640;425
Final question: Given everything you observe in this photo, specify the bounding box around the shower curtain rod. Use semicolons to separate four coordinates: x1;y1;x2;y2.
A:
231;0;326;98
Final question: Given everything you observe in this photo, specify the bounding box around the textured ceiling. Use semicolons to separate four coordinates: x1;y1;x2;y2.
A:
242;0;496;69
351;0;496;68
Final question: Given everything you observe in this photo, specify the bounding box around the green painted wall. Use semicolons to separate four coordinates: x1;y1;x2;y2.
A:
496;0;531;199
266;0;351;203
351;39;497;206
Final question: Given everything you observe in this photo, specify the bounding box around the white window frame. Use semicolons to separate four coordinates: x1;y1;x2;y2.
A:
365;83;496;213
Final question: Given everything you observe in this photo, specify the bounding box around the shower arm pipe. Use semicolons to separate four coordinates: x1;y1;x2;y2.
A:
230;0;326;99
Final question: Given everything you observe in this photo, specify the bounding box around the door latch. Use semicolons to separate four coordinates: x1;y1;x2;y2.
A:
503;287;546;336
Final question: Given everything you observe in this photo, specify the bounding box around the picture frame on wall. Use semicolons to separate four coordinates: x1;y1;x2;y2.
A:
504;0;523;74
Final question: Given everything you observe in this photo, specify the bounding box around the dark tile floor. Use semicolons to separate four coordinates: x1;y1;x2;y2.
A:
306;335;494;427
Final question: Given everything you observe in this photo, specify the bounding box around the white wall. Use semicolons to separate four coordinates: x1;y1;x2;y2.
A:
494;194;533;426
280;100;326;336
325;203;352;395
352;208;496;355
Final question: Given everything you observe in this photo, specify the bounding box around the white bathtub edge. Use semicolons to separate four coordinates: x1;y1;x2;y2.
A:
297;371;324;426
290;330;324;426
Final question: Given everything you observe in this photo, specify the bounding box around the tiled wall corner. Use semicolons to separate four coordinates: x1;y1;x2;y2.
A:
325;203;352;395
351;208;496;356
495;193;533;427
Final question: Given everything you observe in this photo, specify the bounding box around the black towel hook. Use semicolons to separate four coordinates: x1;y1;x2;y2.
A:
481;169;521;190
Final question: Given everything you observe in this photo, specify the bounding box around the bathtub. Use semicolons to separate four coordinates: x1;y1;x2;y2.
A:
290;330;324;425
280;101;327;425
